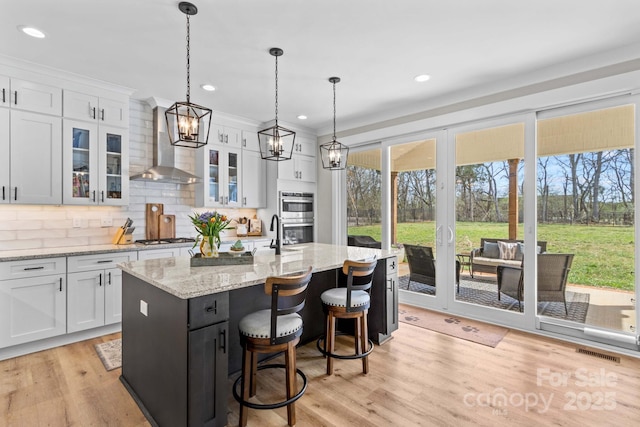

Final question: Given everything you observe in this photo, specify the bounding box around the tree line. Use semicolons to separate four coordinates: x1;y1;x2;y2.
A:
347;149;635;226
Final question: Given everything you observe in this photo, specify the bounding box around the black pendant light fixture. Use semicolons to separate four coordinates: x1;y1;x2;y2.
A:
165;2;211;149
319;77;349;170
258;48;295;161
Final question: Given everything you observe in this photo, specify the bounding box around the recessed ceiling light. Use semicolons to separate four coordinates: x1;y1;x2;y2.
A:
297;115;307;120
18;25;46;39
414;74;431;83
201;84;215;91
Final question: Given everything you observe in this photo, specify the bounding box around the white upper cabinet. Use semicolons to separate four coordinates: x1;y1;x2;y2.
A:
9;111;63;204
195;144;242;208
0;108;9;203
242;149;266;208
212;123;241;148
62;119;129;206
277;136;317;183
241;130;260;152
0;75;63;204
63;90;128;128
1;77;62;115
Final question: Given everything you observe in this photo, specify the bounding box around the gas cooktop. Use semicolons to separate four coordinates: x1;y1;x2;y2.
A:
135;238;196;245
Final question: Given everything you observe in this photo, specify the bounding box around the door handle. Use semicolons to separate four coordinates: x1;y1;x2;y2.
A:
14;187;17;201
2;186;4;200
108;271;112;285
436;225;443;245
92;190;96;202
99;273;102;286
101;191;105;203
92;106;96;119
448;226;454;244
220;328;227;354
100;109;105;121
2;88;5;103
13;90;17;105
59;278;63;292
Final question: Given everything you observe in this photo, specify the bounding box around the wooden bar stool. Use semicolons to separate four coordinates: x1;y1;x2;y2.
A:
233;266;313;427
317;258;377;375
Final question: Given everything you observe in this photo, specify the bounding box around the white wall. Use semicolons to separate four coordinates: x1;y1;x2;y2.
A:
0;100;257;251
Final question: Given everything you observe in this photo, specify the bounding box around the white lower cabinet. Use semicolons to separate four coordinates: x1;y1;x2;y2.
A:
0;257;67;348
67;252;135;333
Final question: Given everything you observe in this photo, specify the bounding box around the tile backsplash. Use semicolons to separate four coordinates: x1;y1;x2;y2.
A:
0;100;259;251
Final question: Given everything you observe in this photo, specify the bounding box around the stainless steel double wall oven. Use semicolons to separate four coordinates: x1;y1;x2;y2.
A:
279;191;314;244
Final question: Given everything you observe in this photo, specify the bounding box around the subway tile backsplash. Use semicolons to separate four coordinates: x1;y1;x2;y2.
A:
0;100;258;251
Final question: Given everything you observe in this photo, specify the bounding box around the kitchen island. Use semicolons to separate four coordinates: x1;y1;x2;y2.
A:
118;243;398;427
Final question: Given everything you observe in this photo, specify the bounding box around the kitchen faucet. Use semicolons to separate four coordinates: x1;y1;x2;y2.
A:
270;214;281;255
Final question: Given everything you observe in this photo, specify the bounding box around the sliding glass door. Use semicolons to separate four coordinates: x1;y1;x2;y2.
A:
535;98;638;349
444;115;532;328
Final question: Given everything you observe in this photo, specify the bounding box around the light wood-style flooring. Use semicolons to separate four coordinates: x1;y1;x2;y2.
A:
2;320;640;426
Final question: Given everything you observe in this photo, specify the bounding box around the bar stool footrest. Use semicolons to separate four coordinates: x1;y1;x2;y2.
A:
316;335;374;360
232;363;308;410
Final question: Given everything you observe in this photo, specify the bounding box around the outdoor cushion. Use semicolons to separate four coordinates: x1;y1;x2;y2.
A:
239;309;302;339
472;257;521;268
483;241;500;259
515;243;543;261
498;241;518;260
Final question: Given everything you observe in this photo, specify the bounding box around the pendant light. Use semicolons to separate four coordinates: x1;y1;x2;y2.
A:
319;77;349;170
258;48;295;161
165;2;211;149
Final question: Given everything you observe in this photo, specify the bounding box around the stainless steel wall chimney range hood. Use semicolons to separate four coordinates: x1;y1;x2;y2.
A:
130;107;202;184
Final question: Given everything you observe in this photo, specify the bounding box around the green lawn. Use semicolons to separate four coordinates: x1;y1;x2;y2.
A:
348;222;635;291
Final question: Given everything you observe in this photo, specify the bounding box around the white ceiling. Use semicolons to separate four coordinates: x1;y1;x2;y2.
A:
3;0;640;135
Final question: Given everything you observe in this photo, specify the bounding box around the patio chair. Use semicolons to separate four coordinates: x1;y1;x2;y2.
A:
497;253;574;313
347;235;382;249
404;244;461;292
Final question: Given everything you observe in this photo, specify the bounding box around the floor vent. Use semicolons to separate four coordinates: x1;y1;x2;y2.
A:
576;348;620;363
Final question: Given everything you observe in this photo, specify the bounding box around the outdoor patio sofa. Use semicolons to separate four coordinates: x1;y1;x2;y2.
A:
470;238;547;278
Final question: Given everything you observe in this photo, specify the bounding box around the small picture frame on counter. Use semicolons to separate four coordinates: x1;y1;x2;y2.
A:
248;218;262;236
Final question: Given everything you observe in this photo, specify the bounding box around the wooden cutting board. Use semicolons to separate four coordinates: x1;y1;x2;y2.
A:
145;203;164;239
158;215;176;239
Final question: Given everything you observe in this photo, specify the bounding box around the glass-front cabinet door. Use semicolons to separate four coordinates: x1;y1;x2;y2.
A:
208;147;221;204
63;120;128;206
99;127;128;206
226;150;239;206
196;145;241;208
64;120;98;205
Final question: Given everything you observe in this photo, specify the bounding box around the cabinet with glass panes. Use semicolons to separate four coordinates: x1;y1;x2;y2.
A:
63;119;128;206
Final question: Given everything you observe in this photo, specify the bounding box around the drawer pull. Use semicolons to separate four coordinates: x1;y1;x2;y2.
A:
205;300;218;314
97;260;113;264
23;266;45;271
59;278;63;292
108;271;112;285
99;273;102;286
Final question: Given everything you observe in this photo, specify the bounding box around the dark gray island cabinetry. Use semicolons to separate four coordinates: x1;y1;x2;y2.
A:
118;243;397;427
121;274;228;427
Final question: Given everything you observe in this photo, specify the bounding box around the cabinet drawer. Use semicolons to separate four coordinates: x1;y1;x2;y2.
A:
188;292;229;330
386;256;398;275
0;257;66;280
68;251;136;273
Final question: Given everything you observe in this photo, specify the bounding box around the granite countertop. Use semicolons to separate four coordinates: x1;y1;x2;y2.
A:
119;243;394;299
0;236;272;262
